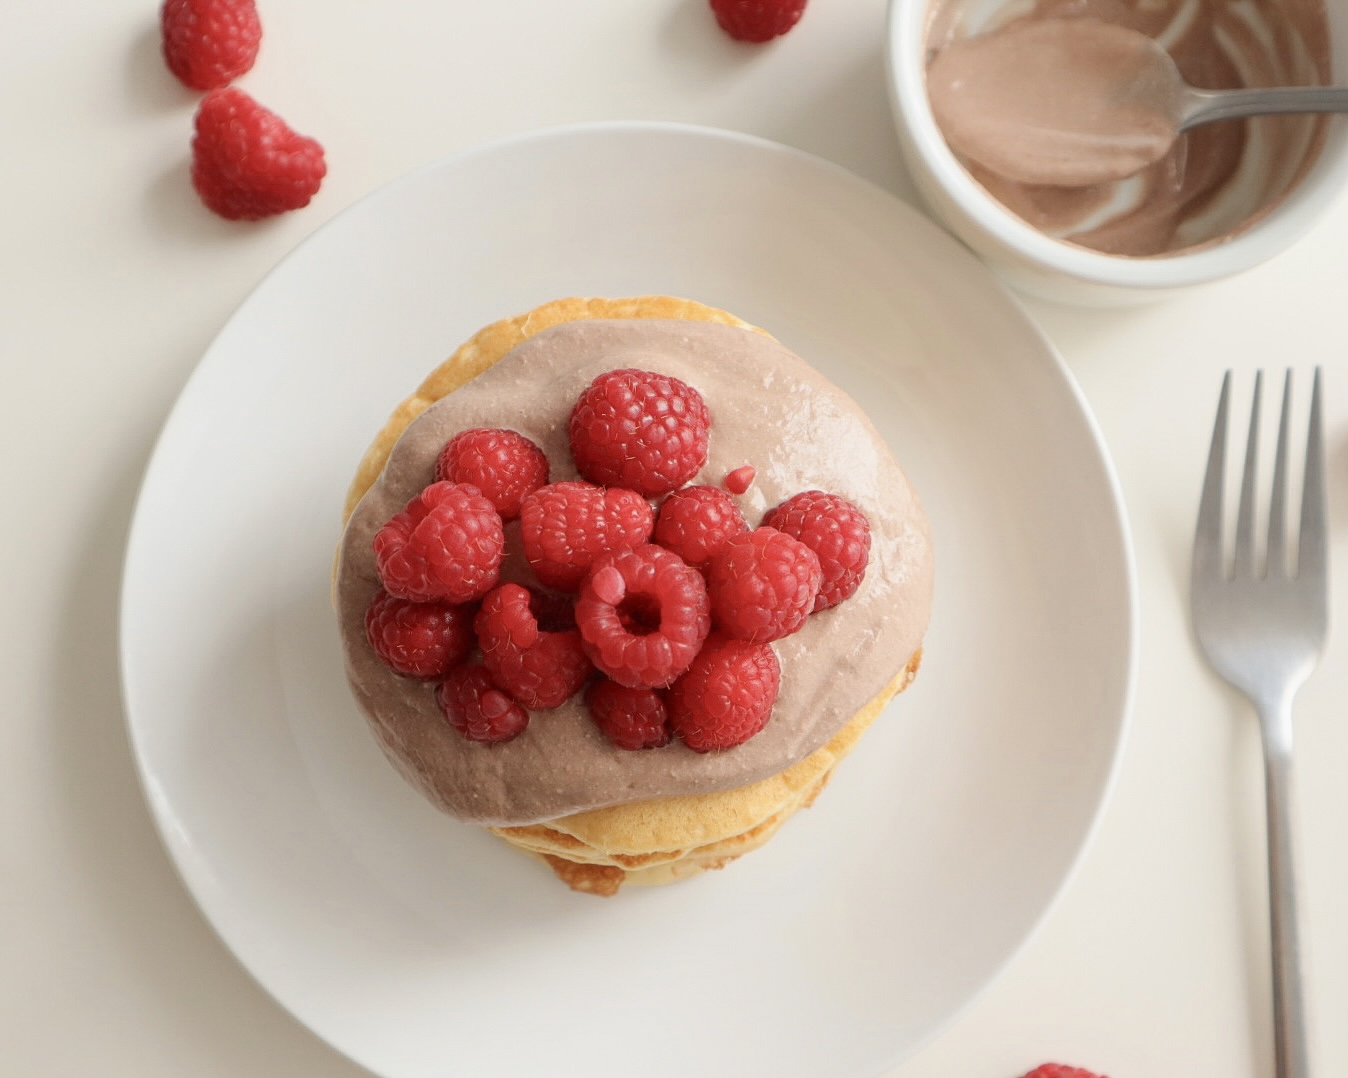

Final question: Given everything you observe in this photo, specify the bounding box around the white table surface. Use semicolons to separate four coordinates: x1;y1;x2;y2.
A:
6;2;1347;1076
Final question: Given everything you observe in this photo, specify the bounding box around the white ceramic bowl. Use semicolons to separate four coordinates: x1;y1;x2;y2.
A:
885;0;1348;305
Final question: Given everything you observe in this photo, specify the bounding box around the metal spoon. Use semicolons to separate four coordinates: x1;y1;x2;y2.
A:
927;18;1348;187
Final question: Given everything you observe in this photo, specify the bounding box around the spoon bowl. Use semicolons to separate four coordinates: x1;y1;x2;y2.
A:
927;18;1348;187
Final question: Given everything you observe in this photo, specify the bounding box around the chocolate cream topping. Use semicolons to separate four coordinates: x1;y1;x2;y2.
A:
335;319;935;827
925;0;1330;256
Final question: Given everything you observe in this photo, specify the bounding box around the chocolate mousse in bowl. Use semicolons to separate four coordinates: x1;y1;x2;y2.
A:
334;296;934;896
886;0;1348;302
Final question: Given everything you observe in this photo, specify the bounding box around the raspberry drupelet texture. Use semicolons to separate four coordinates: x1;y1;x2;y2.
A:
763;490;871;611
709;0;807;43
668;634;781;752
436;665;530;744
434;428;549;521
520;481;655;591
373;481;505;604
191;87;326;221
653;484;749;570
707;527;822;643
575;544;711;689
569;368;711;496
475;584;593;709
364;590;473;679
584;680;672;750
161;0;261;91
1021;1066;1109;1078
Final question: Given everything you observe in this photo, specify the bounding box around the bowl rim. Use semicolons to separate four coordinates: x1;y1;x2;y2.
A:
885;0;1348;290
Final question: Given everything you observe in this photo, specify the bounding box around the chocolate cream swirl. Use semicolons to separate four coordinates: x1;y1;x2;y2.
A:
926;0;1331;255
335;319;934;827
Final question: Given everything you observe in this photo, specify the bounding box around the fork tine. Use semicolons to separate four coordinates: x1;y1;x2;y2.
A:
1298;366;1327;581
1233;370;1264;579
1267;371;1293;578
1194;370;1231;582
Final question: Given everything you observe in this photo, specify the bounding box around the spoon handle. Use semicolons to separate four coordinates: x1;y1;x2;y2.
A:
1182;85;1348;130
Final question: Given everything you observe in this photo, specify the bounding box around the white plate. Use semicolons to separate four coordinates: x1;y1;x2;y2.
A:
120;123;1136;1078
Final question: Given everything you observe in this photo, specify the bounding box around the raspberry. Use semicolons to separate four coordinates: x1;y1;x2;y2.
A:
363;590;473;679
435;665;529;744
1021;1067;1108;1078
569;369;711;497
434;428;549;521
475;584;592;709
723;464;756;495
575;545;711;689
373;481;505;603
706;527;821;643
709;0;807;43
653;485;748;570
191;87;326;221
520;481;655;591
585;680;672;750
763;490;871;611
668;634;781;752
161;0;261;91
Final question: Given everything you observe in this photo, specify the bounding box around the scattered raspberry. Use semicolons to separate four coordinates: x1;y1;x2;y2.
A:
653;485;748;570
709;0;807;43
161;0;262;91
434;428;549;521
475;584;592;709
723;465;756;495
363;590;472;679
1021;1067;1108;1078
575;545;711;689
707;527;821;643
190;87;326;220
569;369;711;497
585;680;672;750
520;481;655;591
435;664;529;744
373;481;505;603
763;490;871;611
668;634;781;751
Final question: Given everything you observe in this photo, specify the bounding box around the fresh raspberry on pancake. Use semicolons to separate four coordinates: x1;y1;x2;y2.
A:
763;490;871;610
575;545;711;689
585;680;672;750
475;584;593;709
668;634;781;752
363;590;473;679
373;481;504;603
436;664;529;744
434;428;548;520
723;464;756;494
190;87;326;220
707;527;821;643
709;0;807;43
520;481;655;591
569;368;711;496
653;484;748;570
1020;1066;1109;1078
161;0;261;91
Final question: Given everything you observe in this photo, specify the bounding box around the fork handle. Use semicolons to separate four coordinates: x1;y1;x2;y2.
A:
1261;707;1311;1078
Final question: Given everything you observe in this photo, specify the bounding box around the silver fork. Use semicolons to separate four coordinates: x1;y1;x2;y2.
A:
1191;368;1329;1078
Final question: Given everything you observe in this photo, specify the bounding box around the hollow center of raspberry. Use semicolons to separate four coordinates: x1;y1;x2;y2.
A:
616;593;662;636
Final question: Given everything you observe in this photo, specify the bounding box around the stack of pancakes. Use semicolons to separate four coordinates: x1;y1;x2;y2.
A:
336;296;932;896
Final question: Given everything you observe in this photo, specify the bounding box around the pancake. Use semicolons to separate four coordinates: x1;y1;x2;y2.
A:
335;296;933;894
